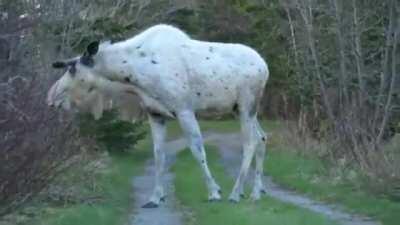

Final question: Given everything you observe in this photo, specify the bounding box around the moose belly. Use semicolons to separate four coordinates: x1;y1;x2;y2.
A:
192;89;238;118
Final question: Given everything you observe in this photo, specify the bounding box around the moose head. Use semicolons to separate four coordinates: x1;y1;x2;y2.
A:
47;41;142;120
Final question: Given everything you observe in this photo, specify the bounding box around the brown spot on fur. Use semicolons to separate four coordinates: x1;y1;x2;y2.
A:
232;103;239;113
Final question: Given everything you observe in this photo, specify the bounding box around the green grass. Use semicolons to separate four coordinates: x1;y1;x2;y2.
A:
183;119;400;225
265;145;400;225
173;145;338;225
29;119;400;225
199;119;282;133
34;133;152;225
166;119;280;139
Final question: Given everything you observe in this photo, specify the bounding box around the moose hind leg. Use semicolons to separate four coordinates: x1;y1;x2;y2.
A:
250;119;267;200
177;110;221;201
142;114;167;208
229;114;258;202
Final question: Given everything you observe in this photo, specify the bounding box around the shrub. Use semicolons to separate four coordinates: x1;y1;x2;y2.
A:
78;110;146;152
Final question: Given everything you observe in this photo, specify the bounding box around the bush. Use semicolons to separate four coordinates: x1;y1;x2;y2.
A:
78;110;146;152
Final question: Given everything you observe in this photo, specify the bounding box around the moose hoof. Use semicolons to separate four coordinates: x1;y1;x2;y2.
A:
142;201;159;208
229;198;240;203
208;195;222;202
228;193;240;203
208;197;221;203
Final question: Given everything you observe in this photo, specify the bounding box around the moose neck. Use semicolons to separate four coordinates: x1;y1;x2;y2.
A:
94;42;134;82
91;42;151;102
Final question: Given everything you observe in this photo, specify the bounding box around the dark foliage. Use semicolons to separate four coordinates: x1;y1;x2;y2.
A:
79;110;146;152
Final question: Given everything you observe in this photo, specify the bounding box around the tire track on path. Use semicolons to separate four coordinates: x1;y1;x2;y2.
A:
205;132;380;225
130;138;186;225
130;132;380;225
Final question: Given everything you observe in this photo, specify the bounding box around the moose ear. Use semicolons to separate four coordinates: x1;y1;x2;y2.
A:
86;41;100;56
52;61;67;69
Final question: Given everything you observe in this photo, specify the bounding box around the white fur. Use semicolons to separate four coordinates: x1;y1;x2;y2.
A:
93;25;268;116
48;24;269;205
47;68;143;120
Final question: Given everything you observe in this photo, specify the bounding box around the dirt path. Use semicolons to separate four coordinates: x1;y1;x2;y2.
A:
205;132;380;225
130;132;380;225
130;138;186;225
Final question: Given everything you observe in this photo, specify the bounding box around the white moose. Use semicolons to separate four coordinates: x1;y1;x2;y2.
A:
48;24;269;208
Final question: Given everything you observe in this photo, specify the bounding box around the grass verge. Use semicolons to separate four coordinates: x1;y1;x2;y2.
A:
265;145;400;225
185;119;400;225
29;136;152;225
173;145;338;225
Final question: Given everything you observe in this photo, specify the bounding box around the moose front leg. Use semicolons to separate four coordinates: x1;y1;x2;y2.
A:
142;114;167;208
177;110;222;201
